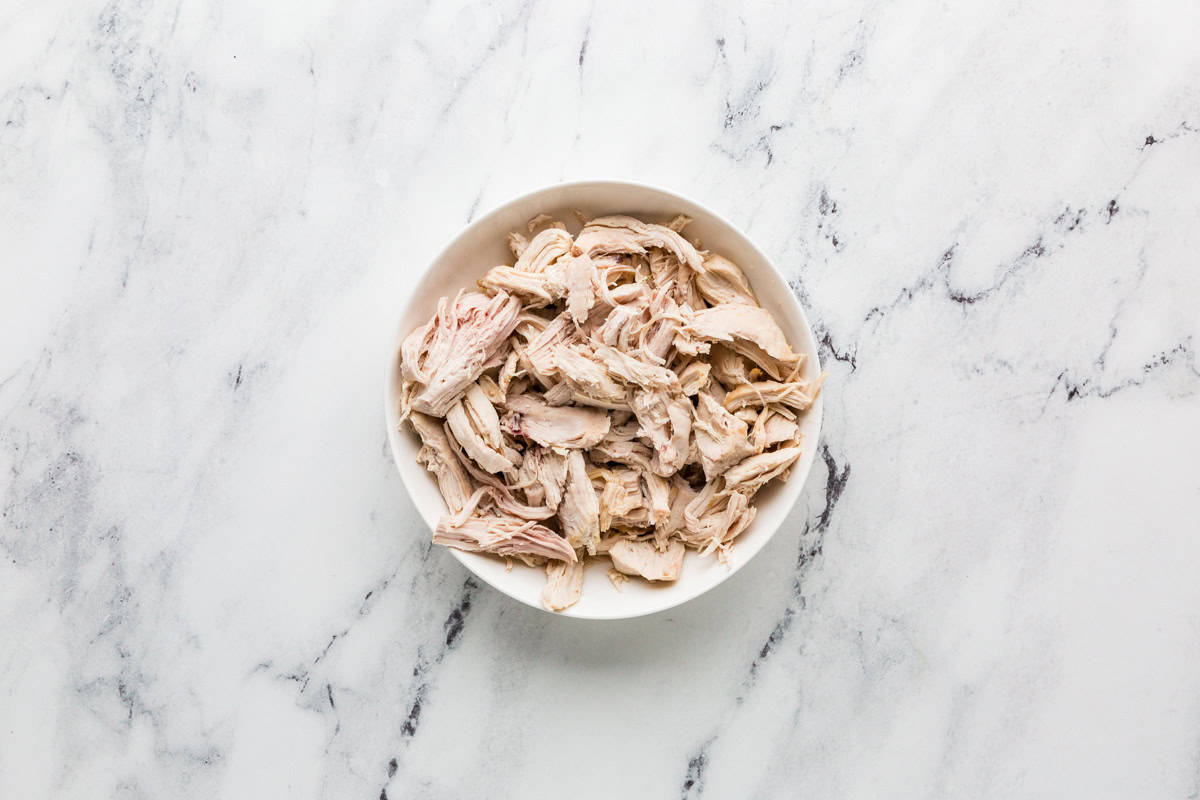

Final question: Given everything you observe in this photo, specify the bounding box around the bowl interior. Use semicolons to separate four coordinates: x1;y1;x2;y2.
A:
385;181;823;619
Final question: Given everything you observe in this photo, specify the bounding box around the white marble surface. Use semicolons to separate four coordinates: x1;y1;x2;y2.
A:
3;0;1200;797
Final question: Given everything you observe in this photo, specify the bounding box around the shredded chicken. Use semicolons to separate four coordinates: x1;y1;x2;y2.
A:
722;446;804;492
609;539;686;581
503;393;610;449
686;304;802;380
560;450;601;555
398;213;825;611
411;413;474;513
445;383;520;474
542;561;584;611
751;406;802;449
695;252;758;306
723;376;826;413
400;291;521;417
516;446;568;512
693;391;759;480
677;360;711;396
433;515;577;563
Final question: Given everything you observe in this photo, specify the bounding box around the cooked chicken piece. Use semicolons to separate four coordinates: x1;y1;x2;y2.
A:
542;561;584;611
643;328;681;365
543;381;575;406
554;344;626;406
723;446;804;494
514;227;573;273
505;376;532;398
572;220;644;258
595;265;634;300
576;216;706;275
629;389;692;476
593;467;644;530
642;471;671;527
671;329;710;358
510;347;544;392
678;490;756;554
594;300;649;349
593;343;678;390
515;448;542;499
607;282;645;305
593;470;620;531
401;290;522;417
639;288;686;363
666;214;692;233
607;412;640;440
482;345;509;371
614;470;652;525
508;231;529;259
447;485;556;525
707;344;750;387
523;312;576;381
706;379;728;405
441;422;517;492
480;266;556;304
564;248;600;324
593;252;630;267
504;394;610;449
660;393;693;476
655;477;699;543
410;412;475;514
677;361;711;395
560;450;600;554
589;435;654;472
682;480;720;528
445;383;521;474
570;392;628;411
686;304;801;380
734;407;759;424
769;402;797;420
516;446;568;511
723;376;825;413
526;213;563;233
592;533;623;555
693;392;759;480
477;374;505;405
675;261;706;310
575;301;616;341
496;350;522;395
647;249;692;302
434;515;576;562
611;515;651;532
695;253;758;306
609;539;686;581
752;407;801;448
513;311;551;336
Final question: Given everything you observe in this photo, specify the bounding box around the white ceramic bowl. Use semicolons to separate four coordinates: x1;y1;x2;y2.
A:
385;181;823;619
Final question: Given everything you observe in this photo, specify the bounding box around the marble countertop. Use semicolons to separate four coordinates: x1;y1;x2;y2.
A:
4;1;1200;797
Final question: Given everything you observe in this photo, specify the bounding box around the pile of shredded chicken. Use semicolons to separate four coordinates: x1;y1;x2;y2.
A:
398;213;825;611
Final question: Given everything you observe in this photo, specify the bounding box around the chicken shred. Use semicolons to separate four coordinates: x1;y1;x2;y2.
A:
400;290;521;417
686;304;802;380
609;539;686;581
503;393;610;449
542;561;584;611
398;213;825;611
693;391;759;480
444;383;520;474
432;515;577;563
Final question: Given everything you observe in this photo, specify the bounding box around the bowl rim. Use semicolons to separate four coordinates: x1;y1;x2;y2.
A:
383;178;824;620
